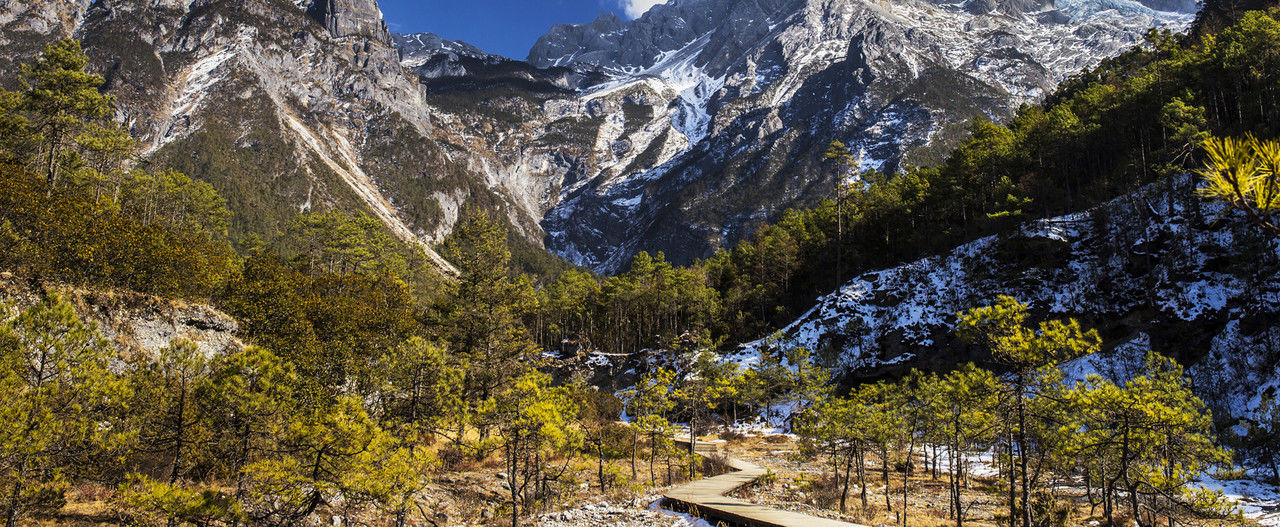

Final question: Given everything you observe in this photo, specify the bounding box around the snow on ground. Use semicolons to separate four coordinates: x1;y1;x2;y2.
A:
535;497;711;526
1195;475;1280;526
738;176;1280;425
931;446;1001;478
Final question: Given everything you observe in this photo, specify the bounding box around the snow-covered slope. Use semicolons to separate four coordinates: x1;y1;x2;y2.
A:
740;176;1280;423
525;0;1194;271
0;0;1197;276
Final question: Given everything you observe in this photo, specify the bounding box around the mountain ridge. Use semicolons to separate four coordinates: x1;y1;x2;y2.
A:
1;0;1195;274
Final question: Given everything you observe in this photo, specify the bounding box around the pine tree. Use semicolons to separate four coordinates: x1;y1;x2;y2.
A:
438;212;540;427
238;395;427;525
855;380;905;515
1244;395;1280;483
795;396;874;513
480;371;581;527
925;363;1001;527
130;338;215;489
1197;135;1280;237
203;346;297;502
1062;352;1231;526
624;368;676;485
0;294;130;527
957;296;1100;527
0;39;133;191
671;332;736;476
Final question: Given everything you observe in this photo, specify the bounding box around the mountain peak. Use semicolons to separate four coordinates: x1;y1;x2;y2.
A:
393;32;499;65
306;0;392;44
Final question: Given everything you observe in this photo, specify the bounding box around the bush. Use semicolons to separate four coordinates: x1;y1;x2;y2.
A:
0;168;236;299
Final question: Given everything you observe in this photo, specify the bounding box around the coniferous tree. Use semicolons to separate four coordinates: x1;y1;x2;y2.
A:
481;371;581;527
0;294;130;527
1062;352;1231;525
957;296;1101;527
130;339;215;488
0;39;133;191
204;346;297;503
1197;135;1280;236
925;363;1000;527
1242;395;1280;483
624;368;676;484
439;212;540;424
374;336;465;445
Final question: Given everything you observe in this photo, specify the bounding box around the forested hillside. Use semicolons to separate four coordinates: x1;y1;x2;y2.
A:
0;1;1277;526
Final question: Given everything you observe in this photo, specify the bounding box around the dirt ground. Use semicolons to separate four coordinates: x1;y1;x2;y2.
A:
31;431;1261;526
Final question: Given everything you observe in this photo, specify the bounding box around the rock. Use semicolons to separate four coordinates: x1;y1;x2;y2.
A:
306;0;391;44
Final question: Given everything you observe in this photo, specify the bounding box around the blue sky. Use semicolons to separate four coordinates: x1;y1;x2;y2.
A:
379;0;666;59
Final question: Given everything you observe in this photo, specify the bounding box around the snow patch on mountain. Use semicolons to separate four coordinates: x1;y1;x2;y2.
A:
739;176;1280;423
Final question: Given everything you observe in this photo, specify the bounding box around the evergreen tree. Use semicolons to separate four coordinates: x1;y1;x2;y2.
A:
1197;135;1280;236
239;396;427;525
795;395;873;513
1062;352;1231;525
957;296;1101;527
925;363;1001;527
480;371;581;527
1242;395;1280;483
130;338;216;488
285;209;406;277
0;294;130;527
0;39;132;191
624;368;676;485
373;336;465;445
671;333;736;475
204;346;297;501
438;212;540;422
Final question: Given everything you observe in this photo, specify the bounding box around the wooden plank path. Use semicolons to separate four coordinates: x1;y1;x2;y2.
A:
662;439;867;527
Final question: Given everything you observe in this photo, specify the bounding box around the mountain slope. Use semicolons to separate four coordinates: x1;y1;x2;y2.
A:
2;0;1196;276
740;176;1280;423
520;0;1195;271
0;0;562;274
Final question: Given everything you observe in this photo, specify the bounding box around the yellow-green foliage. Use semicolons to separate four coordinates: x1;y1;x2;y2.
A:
1198;134;1280;235
0;294;132;525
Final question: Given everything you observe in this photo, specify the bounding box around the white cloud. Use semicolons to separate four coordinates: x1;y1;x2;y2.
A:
619;0;667;18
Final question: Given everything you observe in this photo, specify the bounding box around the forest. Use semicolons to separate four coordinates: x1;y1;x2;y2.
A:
0;3;1277;527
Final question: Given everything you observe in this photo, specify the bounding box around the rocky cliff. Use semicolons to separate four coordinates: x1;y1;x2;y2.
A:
0;275;243;358
1;0;1197;275
519;0;1195;271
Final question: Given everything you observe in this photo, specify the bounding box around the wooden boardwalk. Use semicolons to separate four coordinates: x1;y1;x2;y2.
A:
662;439;866;527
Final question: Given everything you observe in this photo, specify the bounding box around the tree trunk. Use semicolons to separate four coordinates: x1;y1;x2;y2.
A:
840;447;853;513
509;436;520;527
1017;377;1031;527
903;438;914;527
597;442;607;493
858;445;868;510
1007;427;1017;527
883;445;893;512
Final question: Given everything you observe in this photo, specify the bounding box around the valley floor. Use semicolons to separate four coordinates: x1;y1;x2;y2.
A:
542;429;1279;527
26;428;1278;526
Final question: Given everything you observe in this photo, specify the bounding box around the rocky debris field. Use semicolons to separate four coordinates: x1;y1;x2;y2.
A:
536;496;707;527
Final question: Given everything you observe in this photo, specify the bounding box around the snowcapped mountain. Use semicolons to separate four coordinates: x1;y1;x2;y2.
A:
738;176;1280;423
521;0;1195;271
1;0;1193;275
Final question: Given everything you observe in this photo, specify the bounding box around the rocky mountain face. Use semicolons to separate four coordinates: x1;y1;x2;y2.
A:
737;177;1280;424
0;0;559;274
1;0;1194;274
518;0;1195;271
